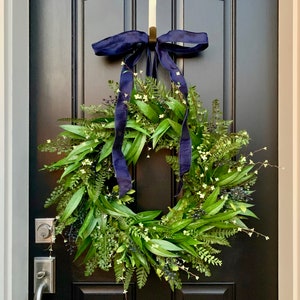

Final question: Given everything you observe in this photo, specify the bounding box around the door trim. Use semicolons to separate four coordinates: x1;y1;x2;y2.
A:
0;0;298;299
0;0;29;299
278;0;300;299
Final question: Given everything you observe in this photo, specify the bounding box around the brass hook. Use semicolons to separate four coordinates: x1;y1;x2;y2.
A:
149;26;157;50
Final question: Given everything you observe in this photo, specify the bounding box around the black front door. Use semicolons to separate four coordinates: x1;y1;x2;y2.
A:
29;1;278;299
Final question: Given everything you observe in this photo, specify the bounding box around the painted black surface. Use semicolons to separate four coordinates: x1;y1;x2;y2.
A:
29;0;278;299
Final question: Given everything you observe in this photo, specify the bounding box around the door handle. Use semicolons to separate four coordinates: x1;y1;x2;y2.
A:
33;257;56;299
33;272;47;300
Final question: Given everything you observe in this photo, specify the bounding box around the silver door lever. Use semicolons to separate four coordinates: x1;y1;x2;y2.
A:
33;272;47;300
33;257;56;300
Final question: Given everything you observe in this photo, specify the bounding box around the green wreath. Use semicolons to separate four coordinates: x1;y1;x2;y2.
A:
39;75;269;292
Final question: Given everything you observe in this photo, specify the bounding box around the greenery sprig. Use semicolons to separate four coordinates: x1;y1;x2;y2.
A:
39;75;269;292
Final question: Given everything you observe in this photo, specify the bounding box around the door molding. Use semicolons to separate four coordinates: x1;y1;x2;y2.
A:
0;0;29;299
0;0;298;299
278;0;300;299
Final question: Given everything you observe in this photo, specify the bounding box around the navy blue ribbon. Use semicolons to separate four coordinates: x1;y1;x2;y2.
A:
92;30;208;197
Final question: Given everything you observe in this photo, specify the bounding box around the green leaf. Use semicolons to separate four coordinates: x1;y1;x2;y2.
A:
208;222;239;229
202;187;220;210
217;165;255;187
152;119;171;148
60;161;81;179
122;140;133;158
60;186;85;222
59;130;85;140
83;241;96;263
177;241;198;256
231;173;255;186
133;252;150;271
144;241;179;257
74;236;92;261
230;165;254;185
126;132;147;165
228;201;257;218
110;201;136;217
60;124;86;138
187;210;240;229
231;217;248;229
131;234;143;250
135;100;159;122
150;239;183;252
205;199;226;216
134;210;162;223
166;97;186;119
65;139;100;162
239;208;259;219
167;119;182;135
217;171;240;187
116;244;127;253
169;219;193;233
126;120;150;136
98;194;136;218
98;138;114;163
78;208;99;239
52;147;91;174
170;233;200;245
47;156;72;169
103;121;114;129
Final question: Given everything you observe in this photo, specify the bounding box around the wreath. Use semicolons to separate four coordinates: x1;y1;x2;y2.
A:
39;75;269;292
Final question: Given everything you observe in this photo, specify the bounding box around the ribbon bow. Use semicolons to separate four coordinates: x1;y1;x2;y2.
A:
92;29;208;197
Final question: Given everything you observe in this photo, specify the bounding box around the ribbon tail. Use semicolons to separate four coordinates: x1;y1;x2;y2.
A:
112;89;132;197
112;149;132;197
112;48;145;197
177;108;192;195
156;44;191;195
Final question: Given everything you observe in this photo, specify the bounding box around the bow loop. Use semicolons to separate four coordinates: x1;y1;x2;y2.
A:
159;29;207;41
92;30;148;56
92;30;208;197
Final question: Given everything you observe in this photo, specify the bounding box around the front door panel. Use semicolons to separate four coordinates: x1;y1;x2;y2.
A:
29;1;278;299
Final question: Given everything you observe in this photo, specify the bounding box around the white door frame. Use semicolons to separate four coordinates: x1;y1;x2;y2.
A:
0;0;29;299
0;0;298;299
278;1;300;299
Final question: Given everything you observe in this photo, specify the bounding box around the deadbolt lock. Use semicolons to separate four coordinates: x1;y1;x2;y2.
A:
35;218;55;244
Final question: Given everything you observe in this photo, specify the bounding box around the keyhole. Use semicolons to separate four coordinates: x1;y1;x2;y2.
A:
37;224;52;239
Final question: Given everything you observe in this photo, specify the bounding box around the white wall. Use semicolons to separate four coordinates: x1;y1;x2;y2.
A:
0;0;299;299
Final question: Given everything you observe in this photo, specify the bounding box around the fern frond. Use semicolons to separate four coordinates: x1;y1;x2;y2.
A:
136;266;149;289
165;155;178;170
44;185;65;208
210;228;238;239
58;117;87;124
87;171;106;203
198;246;222;266
201;244;221;255
124;266;135;292
114;255;125;283
196;233;230;247
192;258;212;277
